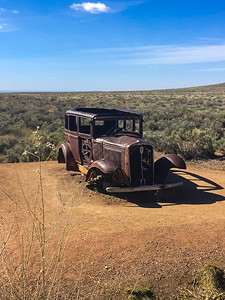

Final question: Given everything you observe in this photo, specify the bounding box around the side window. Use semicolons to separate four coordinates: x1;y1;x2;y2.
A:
79;117;91;134
125;119;133;131
65;115;68;129
134;119;140;133
117;120;124;130
69;115;77;132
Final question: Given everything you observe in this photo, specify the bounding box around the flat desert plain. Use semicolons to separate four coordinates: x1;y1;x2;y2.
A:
0;161;225;299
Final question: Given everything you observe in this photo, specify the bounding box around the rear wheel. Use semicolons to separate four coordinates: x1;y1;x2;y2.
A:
58;148;65;163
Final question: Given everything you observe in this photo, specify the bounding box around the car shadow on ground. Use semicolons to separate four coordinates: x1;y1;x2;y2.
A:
116;170;225;208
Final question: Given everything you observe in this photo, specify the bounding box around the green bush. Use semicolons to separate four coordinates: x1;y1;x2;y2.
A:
168;128;215;160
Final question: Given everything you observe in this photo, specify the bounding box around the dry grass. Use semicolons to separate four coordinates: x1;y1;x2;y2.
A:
180;263;225;300
0;130;79;299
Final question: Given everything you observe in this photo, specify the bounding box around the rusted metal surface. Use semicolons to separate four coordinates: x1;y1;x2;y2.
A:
165;154;186;169
58;108;186;192
97;135;144;148
58;142;78;171
154;154;186;184
87;160;118;176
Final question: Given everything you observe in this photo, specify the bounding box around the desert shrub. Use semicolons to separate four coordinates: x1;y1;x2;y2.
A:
168;128;215;160
0;139;10;154
0;87;225;162
5;141;36;163
0;114;11;134
180;263;225;299
214;135;225;155
23;111;40;129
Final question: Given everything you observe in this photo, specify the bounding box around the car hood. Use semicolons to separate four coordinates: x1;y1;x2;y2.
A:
96;135;147;148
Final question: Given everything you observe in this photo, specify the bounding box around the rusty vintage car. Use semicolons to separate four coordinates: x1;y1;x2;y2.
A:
58;108;186;193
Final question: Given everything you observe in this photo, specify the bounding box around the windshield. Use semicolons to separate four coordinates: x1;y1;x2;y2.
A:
94;118;141;138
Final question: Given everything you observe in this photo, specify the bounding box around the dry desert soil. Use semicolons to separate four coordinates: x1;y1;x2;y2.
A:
0;161;225;299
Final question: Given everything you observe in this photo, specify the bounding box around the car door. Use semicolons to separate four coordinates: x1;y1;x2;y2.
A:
67;115;81;163
78;117;93;165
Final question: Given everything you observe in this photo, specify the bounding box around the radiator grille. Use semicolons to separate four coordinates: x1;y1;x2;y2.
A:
129;145;153;186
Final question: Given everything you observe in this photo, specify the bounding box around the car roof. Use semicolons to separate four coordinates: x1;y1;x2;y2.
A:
66;108;142;119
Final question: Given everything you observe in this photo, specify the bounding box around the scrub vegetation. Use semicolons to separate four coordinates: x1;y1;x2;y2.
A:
180;263;225;300
0;83;225;163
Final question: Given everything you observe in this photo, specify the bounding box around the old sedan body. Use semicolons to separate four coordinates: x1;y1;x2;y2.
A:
58;108;186;193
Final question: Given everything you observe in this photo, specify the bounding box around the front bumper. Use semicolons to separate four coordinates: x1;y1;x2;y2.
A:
105;182;183;193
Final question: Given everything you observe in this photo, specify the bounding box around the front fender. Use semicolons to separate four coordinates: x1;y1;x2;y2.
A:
86;159;118;180
154;154;186;184
86;160;130;186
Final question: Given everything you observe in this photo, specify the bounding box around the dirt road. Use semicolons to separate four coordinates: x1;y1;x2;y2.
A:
0;161;225;299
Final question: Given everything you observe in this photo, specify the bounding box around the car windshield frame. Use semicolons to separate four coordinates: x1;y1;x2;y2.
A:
93;117;142;138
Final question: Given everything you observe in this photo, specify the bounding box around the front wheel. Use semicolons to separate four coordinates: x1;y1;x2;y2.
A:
86;168;112;192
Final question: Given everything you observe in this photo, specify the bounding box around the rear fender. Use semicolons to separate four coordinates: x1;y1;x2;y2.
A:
58;143;78;171
154;154;186;184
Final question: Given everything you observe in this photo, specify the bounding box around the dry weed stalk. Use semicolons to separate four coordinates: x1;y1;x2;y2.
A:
0;127;78;299
0;186;18;256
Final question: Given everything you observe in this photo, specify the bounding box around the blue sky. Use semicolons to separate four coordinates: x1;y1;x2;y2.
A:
0;0;225;91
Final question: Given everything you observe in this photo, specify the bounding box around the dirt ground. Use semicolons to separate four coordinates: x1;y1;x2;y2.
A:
0;161;225;299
